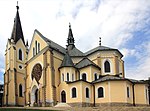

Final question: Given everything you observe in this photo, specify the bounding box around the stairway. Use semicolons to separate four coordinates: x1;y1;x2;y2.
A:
54;103;71;107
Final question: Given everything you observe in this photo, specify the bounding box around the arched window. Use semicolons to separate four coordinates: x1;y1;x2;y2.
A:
62;73;64;81
19;84;23;97
72;87;76;98
94;73;97;81
33;47;35;56
104;61;110;73
98;87;104;98
67;73;69;81
82;73;86;81
38;43;40;52
86;88;89;98
127;87;130;98
19;49;22;60
35;41;37;54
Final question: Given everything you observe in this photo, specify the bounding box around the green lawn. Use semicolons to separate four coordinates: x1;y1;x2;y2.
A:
0;108;56;111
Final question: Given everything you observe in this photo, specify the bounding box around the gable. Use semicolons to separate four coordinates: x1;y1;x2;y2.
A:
28;30;48;61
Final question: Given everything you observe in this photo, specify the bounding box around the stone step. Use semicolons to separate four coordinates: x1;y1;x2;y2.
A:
54;103;71;107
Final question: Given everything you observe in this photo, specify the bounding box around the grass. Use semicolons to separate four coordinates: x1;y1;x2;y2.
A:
0;108;56;111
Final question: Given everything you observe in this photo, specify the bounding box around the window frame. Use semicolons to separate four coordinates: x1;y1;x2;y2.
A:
104;60;111;73
86;87;90;98
67;73;69;81
38;43;40;53
72;87;77;98
127;87;130;98
98;87;104;98
18;49;23;61
19;84;23;97
35;40;37;54
82;73;87;81
94;73;97;81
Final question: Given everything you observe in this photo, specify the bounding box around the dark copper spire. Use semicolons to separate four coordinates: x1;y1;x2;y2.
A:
67;23;75;50
11;2;25;44
67;23;74;45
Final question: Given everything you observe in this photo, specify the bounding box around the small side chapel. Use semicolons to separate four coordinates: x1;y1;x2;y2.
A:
3;4;149;107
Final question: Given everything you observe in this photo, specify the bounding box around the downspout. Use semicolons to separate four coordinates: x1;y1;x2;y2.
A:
93;83;95;107
132;83;135;106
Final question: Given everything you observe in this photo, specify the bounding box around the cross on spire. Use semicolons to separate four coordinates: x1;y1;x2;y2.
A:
99;37;101;46
16;1;19;10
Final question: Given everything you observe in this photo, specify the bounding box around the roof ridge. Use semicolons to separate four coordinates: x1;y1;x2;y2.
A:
35;29;66;54
75;57;100;69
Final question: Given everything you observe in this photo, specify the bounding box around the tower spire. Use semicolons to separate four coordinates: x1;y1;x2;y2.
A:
67;23;75;50
11;2;25;45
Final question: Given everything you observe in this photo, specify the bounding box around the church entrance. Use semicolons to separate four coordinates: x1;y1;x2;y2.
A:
31;85;38;106
35;89;38;103
61;90;66;103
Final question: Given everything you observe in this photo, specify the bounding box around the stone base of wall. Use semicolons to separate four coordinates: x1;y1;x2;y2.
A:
39;101;56;107
134;104;149;106
95;102;133;107
68;102;148;107
68;102;93;107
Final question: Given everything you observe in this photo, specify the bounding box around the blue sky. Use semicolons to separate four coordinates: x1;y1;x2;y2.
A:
0;0;150;83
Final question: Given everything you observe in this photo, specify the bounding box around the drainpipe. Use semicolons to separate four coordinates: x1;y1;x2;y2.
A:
93;84;95;107
132;83;135;106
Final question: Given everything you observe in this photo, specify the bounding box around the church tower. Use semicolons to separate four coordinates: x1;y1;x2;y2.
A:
3;4;27;106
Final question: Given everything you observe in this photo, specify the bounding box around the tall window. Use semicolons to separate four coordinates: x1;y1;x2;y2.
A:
104;61;110;72
82;73;86;81
19;49;22;60
35;41;37;54
38;43;40;52
98;87;104;98
62;73;64;81
127;87;130;98
67;73;69;81
94;73;97;81
19;84;23;97
72;87;77;98
86;88;89;98
33;47;35;56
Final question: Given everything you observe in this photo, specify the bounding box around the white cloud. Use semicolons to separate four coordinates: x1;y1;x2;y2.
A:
0;68;5;73
120;48;136;59
125;42;150;80
0;0;150;80
0;80;3;84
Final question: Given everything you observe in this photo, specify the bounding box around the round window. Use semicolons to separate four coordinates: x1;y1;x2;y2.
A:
19;65;22;69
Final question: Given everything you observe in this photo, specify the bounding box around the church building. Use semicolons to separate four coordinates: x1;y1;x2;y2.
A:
3;5;149;107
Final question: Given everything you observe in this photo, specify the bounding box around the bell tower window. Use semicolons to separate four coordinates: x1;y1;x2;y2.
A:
19;49;23;60
104;61;110;73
